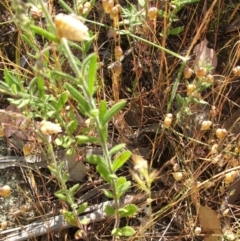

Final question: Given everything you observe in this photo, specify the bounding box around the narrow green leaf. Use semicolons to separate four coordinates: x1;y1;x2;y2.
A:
37;76;45;99
0;81;12;95
102;100;126;126
102;189;114;199
62;210;78;227
80;218;90;225
76;135;99;144
96;164;110;182
56;92;68;111
77;202;88;214
118;204;138;218
168;26;184;35
11;84;18;95
65;83;90;114
4;68;11;86
104;205;115;216
116;177;131;199
48;165;58;176
69;183;80;196
109;143;126;156
55;192;68;202
86;154;105;165
112;150;131;172
51;70;78;84
29;24;60;43
118;226;136;236
28;77;38;95
82;53;97;96
99;100;107;121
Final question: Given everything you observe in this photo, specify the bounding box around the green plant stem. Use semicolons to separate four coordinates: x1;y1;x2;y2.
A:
61;38;81;77
167;62;186;112
120;30;189;62
46;140;89;240
62;40;121;239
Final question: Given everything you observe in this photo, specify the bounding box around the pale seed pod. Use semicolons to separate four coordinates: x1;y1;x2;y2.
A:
183;67;194;79
196;67;207;78
209;106;218;119
78;4;84;15
147;7;158;20
102;0;108;12
187;84;196;96
23;142;34;156
222;208;229;216
115;46;123;61
211;155;221;164
211;144;218;154
206;74;214;83
1;221;7;230
172;172;183;181
54;14;90;41
0;185;11;197
216;128;227;139
200;120;212;131
110;5;119;19
111;61;122;76
194;227;201;235
75;229;83;239
173;163;180;172
232;66;240;77
20;205;28;214
103;0;114;14
163;113;173;128
224;171;237;184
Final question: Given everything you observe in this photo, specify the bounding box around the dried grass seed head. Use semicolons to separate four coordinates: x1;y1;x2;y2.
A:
55;13;90;41
40;120;62;135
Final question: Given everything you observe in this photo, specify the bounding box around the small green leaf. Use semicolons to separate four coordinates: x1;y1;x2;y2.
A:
112;150;131;172
11;84;18;95
102;100;126;126
104;205;115;215
96;164;110;182
37;76;45;99
118;204;138;218
109;143;126;156
116;177;131;199
30;24;60;43
55;191;68;202
82;53;97;96
76;135;99;144
69;184;80;196
86;155;105;165
102;189;114;199
77;202;88;214
99;100;107;121
118;226;136;237
56;92;68;111
168;26;184;35
80;218;90;225
62;210;78;227
65;83;90;114
112;226;135;237
48;165;58;176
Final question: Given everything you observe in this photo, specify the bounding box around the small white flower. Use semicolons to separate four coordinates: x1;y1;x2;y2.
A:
40;120;62;135
54;13;90;41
